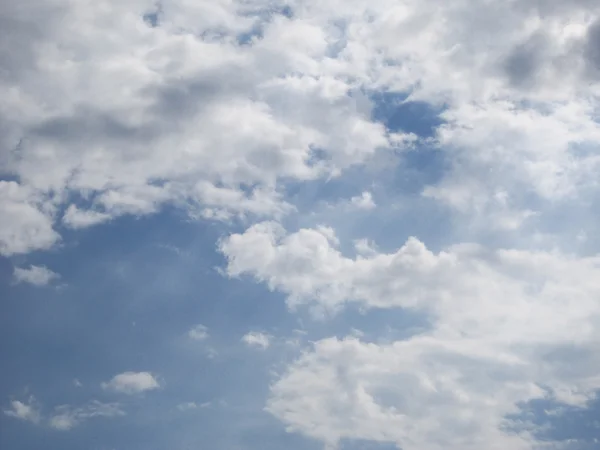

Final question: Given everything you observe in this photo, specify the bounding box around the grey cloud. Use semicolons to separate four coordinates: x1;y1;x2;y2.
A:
584;18;600;75
0;1;65;81
147;73;253;125
30;108;158;145
503;32;550;88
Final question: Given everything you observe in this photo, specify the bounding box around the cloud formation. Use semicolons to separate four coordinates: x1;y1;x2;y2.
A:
3;0;600;449
223;223;600;448
3;397;41;424
188;324;209;341
101;372;160;395
49;401;125;431
242;331;272;349
13;265;59;286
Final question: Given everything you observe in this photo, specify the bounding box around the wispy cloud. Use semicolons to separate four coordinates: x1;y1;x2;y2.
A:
49;401;125;431
13;265;59;286
188;324;209;341
3;397;41;424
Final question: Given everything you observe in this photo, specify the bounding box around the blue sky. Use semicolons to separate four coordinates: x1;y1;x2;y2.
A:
2;1;600;450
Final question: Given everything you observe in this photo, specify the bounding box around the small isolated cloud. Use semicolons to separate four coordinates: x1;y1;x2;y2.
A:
177;401;211;412
49;401;124;431
188;324;209;341
242;331;272;350
349;191;376;210
3;397;41;424
101;371;159;394
177;402;197;411
13;265;59;286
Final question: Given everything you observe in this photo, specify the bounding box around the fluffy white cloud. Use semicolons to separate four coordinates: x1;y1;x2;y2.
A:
1;0;423;256
0;182;59;256
349;191;376;210
221;222;600;326
2;0;600;253
242;331;272;349
3;397;41;424
48;401;125;431
268;337;551;450
3;0;600;448
222;223;600;448
62;205;112;229
13;265;59;286
101;371;160;394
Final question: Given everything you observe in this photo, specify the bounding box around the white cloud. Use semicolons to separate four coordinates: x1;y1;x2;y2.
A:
49;401;124;431
3;0;600;448
176;402;198;411
13;265;59;286
268;337;545;450
242;331;272;350
188;324;209;341
62;205;112;229
222;222;600;345
0;0;599;256
1;0;421;254
177;401;211;411
223;223;600;448
349;191;376;210
0;182;59;256
3;397;41;424
101;371;160;394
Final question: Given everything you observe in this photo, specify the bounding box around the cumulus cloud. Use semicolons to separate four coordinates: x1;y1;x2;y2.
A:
242;331;272;349
0;182;59;256
268;337;544;450
2;0;600;252
349;191;376;210
101;372;160;394
48;401;125;431
4;0;600;448
3;397;41;424
0;0;421;256
13;265;59;286
222;223;600;448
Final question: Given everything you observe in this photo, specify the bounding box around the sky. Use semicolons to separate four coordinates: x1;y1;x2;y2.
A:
2;0;600;449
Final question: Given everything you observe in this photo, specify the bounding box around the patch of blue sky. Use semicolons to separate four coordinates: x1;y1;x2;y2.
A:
143;11;160;28
142;2;162;28
281;91;454;253
506;396;600;449
236;4;294;45
0;210;316;449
